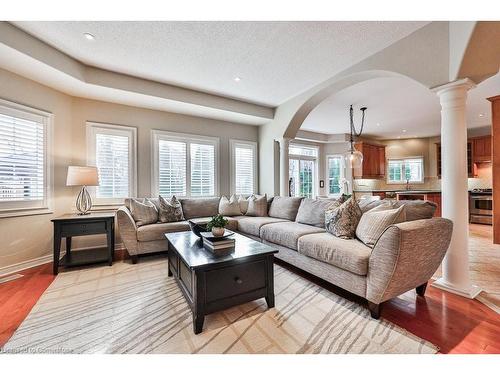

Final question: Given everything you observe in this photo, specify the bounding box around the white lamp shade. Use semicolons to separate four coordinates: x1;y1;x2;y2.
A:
66;166;99;186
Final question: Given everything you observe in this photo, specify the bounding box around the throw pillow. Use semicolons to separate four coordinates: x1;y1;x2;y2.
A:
245;194;268;217
130;198;158;226
356;204;406;248
324;197;362;239
238;195;250;214
295;198;335;228
158;195;185;222
219;194;242;216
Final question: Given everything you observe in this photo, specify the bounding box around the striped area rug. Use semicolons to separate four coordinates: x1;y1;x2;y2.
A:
1;257;437;354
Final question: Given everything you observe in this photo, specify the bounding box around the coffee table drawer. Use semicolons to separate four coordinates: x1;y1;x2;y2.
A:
205;260;266;303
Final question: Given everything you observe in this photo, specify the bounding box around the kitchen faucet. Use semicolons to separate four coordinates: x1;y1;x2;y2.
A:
405;178;410;191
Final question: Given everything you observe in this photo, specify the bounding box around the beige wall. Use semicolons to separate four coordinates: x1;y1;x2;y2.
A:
0;68;259;272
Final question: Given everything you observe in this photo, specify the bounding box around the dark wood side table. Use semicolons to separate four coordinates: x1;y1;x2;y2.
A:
51;212;115;275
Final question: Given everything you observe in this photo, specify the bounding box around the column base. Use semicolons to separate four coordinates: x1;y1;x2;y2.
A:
432;278;482;299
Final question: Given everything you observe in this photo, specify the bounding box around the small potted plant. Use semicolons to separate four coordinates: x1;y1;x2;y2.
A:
206;214;228;237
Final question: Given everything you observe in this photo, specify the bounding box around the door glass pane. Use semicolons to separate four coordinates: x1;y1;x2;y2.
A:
328;156;342;195
289;159;314;198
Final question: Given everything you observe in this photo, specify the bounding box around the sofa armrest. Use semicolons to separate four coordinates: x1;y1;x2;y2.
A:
366;218;453;304
116;206;139;256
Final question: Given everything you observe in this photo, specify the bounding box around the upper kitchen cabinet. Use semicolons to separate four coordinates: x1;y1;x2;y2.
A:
353;142;386;179
472;135;492;162
436;141;476;178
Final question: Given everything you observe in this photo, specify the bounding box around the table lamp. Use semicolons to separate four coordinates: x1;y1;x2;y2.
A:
66;166;99;215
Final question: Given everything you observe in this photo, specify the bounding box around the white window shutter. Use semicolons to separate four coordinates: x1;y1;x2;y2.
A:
190;143;215;196
234;146;254;194
95;133;130;199
158;140;187;196
0;113;45;202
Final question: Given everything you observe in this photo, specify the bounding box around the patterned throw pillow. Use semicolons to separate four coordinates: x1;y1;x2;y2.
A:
219;194;243;216
325;197;362;239
245;194;268;217
238;195;250;214
158;195;185;223
130;198;158;226
356;204;406;247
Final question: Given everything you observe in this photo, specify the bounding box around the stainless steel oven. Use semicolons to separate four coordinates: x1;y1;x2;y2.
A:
469;189;493;225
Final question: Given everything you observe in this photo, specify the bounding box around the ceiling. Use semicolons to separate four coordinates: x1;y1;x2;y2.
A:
12;21;429;107
301;73;500;139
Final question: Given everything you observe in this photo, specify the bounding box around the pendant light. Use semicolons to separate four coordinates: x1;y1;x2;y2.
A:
346;105;367;169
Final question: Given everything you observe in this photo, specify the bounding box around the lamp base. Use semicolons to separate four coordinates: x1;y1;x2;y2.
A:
76;186;93;215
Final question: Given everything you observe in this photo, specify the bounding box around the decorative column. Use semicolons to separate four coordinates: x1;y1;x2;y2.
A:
432;78;481;298
277;137;291;197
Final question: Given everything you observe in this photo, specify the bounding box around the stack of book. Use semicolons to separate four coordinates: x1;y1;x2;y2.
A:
200;232;235;254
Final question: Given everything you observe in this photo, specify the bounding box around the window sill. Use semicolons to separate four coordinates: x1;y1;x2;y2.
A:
0;208;53;219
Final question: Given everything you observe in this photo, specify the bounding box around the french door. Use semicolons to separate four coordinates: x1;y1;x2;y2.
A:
289;158;316;198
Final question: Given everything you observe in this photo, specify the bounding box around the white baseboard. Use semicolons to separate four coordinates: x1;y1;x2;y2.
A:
0;243;126;278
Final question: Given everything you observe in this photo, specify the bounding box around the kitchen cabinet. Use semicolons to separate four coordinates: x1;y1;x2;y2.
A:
436;141;476;178
353;142;386;179
472;135;492;162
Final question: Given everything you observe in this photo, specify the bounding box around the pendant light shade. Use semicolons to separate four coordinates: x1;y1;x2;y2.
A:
348;149;364;169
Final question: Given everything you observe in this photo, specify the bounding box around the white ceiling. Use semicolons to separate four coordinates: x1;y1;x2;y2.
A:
12;21;429;107
301;73;500;139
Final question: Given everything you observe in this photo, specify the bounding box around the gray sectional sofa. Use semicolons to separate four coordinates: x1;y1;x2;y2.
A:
116;196;453;318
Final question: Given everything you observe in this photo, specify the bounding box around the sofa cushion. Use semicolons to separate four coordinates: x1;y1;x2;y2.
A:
260;222;324;250
295;198;336;228
180;197;220;219
238;195;250;214
268;196;303;220
189;216;239;231
297;232;372;276
137;221;190;242
219;195;242;216
325;198;362;239
235;216;288;237
356;204;406;248
358;199;436;221
130;198;158;226
246;194;268;217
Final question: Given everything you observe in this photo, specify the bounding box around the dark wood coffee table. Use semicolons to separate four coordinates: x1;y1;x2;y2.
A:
165;231;278;334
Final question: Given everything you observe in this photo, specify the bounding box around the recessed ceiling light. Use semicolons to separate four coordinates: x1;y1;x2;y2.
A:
402;129;407;133
479;113;485;117
376;123;380;126
84;33;95;41
397;136;401;139
234;77;241;82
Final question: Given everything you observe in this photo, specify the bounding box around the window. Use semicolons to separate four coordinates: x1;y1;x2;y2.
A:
87;122;137;205
387;157;424;184
0;99;52;216
289;143;318;198
152;130;219;197
326;155;344;196
230;140;257;195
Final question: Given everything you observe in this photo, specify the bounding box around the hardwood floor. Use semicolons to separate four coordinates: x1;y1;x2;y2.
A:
0;237;499;353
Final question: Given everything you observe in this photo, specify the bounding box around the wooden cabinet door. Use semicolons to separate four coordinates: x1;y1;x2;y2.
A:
378;146;385;177
473;136;492;162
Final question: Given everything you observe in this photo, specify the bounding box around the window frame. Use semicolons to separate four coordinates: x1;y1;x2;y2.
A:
288;142;319;199
386;156;425;184
325;154;345;197
0;98;53;218
86;121;138;206
229;139;258;195
151;130;220;198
